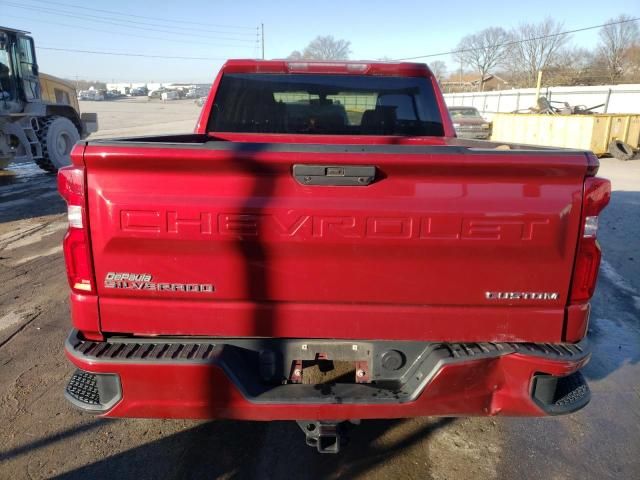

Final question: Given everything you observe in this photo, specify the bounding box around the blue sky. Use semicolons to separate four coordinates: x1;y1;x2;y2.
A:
2;0;638;83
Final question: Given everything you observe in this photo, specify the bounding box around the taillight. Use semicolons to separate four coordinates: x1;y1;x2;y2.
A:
58;166;96;294
570;177;611;303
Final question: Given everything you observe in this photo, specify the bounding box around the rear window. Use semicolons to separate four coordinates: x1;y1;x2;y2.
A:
449;108;481;118
208;74;444;136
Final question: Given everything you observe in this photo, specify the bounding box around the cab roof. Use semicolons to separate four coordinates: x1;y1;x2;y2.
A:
0;26;31;35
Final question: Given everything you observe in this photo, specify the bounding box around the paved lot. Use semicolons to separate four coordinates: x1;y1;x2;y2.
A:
0;99;638;479
85;97;203;138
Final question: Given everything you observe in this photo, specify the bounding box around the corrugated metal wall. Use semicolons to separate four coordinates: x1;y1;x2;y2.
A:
443;84;640;119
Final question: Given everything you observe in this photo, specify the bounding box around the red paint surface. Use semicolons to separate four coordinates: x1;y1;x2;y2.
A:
81;144;587;342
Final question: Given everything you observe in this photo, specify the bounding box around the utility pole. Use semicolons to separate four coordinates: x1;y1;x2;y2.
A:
534;70;543;105
261;23;265;60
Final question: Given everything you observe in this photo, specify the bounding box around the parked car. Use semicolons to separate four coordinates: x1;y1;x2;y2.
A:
130;86;148;96
449;106;492;139
105;90;124;100
148;88;168;99
161;90;179;101
77;89;103;101
58;60;610;453
186;87;209;99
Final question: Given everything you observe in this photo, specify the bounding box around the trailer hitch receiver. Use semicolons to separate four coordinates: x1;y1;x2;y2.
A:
296;420;351;453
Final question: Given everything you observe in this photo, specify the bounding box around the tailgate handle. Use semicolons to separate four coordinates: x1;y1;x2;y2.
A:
293;164;376;186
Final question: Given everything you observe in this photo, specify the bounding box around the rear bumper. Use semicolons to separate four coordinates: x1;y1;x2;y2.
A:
64;330;591;420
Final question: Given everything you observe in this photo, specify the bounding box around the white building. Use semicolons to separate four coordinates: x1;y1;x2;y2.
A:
106;82;208;94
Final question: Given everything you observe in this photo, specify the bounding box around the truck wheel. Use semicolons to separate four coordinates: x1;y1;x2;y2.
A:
36;116;81;172
608;140;635;161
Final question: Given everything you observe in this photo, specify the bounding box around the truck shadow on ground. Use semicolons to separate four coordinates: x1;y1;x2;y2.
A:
583;275;640;382
49;417;454;479
0;420;108;464
583;190;640;382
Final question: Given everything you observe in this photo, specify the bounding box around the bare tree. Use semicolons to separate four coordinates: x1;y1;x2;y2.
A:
544;47;597;86
453;27;510;91
507;18;570;87
429;60;447;82
287;50;304;60
626;44;640;82
288;35;351;60
597;15;640;82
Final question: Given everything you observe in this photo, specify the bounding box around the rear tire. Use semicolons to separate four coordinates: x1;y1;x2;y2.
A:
608;140;635;161
35;116;80;172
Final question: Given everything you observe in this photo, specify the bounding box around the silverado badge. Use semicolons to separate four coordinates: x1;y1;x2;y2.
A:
104;272;214;293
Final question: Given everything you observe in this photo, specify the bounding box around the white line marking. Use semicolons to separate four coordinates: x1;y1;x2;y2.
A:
3;221;67;250
10;244;63;266
0;311;22;332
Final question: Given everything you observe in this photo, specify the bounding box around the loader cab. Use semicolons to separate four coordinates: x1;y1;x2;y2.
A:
0;27;40;110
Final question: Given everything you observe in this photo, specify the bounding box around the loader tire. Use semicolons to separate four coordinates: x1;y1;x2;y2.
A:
608;140;635;161
35;116;80;172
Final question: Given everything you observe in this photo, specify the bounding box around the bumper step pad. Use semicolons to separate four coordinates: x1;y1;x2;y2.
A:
532;371;591;415
66;370;101;406
555;372;590;408
64;369;122;413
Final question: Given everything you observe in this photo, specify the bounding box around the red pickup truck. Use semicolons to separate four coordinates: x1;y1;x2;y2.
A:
58;60;610;453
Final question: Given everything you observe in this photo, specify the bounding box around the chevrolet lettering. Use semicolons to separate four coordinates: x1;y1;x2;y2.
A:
119;210;552;242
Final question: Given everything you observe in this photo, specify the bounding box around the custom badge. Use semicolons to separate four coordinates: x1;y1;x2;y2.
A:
485;291;559;300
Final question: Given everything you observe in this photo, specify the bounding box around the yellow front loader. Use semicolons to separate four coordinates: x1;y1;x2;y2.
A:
0;26;97;171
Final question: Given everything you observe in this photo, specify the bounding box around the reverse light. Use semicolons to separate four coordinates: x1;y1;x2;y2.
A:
583;216;598;238
58;166;96;295
570;177;611;303
67;205;83;228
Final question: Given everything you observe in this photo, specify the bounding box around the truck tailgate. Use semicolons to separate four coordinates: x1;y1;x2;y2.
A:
83;141;587;342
